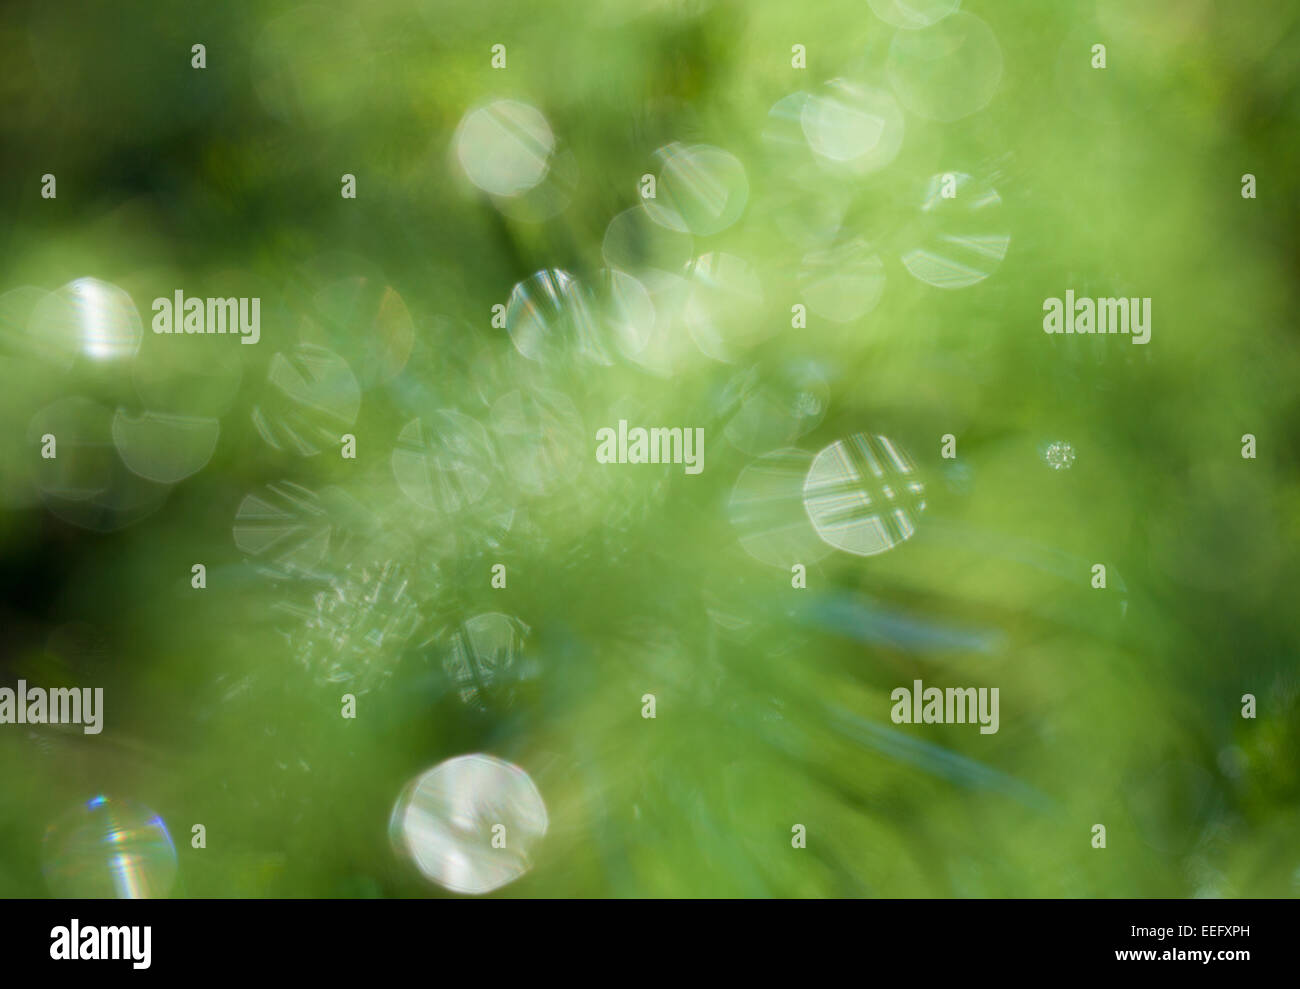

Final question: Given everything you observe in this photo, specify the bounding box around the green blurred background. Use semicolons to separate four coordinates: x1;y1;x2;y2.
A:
1;0;1298;897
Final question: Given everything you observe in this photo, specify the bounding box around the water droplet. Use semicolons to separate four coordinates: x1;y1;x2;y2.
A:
251;344;361;456
722;361;829;456
602;205;694;275
504;270;607;365
644;143;748;237
43;796;177;898
28;278;142;366
596;268;657;359
684;253;767;362
899;172;1010;289
616;269;696;378
728;448;833;569
800;80;905;174
232;480;333;580
112;411;219;484
489;389;585;497
886;12;1003;122
392;411;495;513
392;755;547;895
439;613;531;710
1042;441;1076;471
803;433;926;555
28;397;170;531
454;100;555;198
